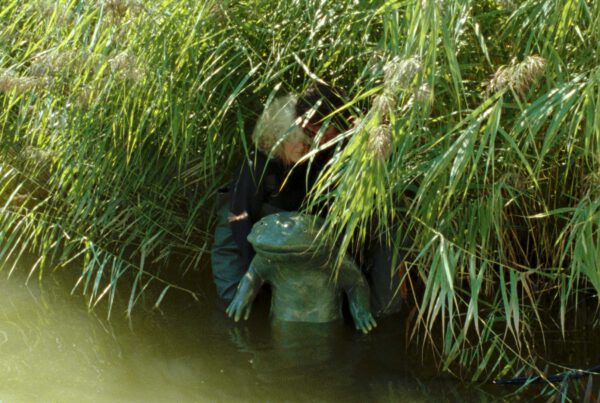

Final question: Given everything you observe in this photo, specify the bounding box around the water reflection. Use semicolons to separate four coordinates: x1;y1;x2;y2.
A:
0;261;495;402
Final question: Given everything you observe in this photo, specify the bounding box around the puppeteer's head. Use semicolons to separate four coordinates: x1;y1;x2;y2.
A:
295;83;353;146
252;95;312;165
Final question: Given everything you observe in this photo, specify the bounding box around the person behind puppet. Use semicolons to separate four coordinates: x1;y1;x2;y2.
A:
211;84;403;317
212;94;309;304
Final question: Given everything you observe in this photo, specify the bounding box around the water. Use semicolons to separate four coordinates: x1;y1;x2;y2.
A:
0;258;499;402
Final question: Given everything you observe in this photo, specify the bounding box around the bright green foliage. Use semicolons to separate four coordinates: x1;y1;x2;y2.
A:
0;0;598;386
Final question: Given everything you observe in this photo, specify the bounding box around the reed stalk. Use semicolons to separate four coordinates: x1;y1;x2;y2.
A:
0;0;598;393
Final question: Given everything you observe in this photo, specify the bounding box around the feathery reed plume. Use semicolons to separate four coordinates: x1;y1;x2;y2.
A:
21;145;53;163
413;82;432;104
512;55;546;93
368;124;392;160
365;56;424;161
0;70;43;94
28;50;91;77
486;55;546;96
383;56;422;91
108;51;144;82
372;93;396;117
2;0;596;393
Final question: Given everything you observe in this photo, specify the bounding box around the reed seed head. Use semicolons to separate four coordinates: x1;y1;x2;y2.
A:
513;55;546;93
109;51;144;82
21;145;53;163
29;50;103;79
30;51;72;77
372;93;396;118
486;55;546;96
413;83;432;104
109;51;135;71
368;124;393;161
0;70;43;94
384;56;422;91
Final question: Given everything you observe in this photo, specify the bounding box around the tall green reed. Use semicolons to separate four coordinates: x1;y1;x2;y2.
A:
307;0;599;387
0;0;598;390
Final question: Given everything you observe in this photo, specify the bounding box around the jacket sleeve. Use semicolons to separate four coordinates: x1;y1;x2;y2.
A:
228;154;266;268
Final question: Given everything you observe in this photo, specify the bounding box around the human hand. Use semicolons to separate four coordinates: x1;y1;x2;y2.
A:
349;302;377;334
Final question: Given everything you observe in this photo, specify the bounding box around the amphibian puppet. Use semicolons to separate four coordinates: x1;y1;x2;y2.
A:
226;212;377;333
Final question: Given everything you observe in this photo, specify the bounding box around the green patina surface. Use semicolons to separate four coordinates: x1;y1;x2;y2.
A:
227;213;377;333
247;213;328;257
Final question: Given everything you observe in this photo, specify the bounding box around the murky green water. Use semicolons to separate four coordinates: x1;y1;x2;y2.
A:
0;258;499;402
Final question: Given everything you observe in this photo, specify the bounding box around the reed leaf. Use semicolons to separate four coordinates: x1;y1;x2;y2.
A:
0;0;598;393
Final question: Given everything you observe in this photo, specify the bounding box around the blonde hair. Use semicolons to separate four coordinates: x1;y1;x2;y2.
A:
252;95;310;160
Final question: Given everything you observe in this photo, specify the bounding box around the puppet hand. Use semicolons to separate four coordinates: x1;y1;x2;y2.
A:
226;289;253;322
350;302;377;334
225;272;260;322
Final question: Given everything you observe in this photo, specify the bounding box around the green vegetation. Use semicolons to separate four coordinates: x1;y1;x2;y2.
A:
1;0;598;393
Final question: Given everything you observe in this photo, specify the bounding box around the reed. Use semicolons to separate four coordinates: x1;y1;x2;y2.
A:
0;0;598;392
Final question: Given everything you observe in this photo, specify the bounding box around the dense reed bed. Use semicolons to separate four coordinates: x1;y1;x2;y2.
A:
1;0;598;392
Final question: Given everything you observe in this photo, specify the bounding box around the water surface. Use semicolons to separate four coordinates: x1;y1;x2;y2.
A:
0;258;497;402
